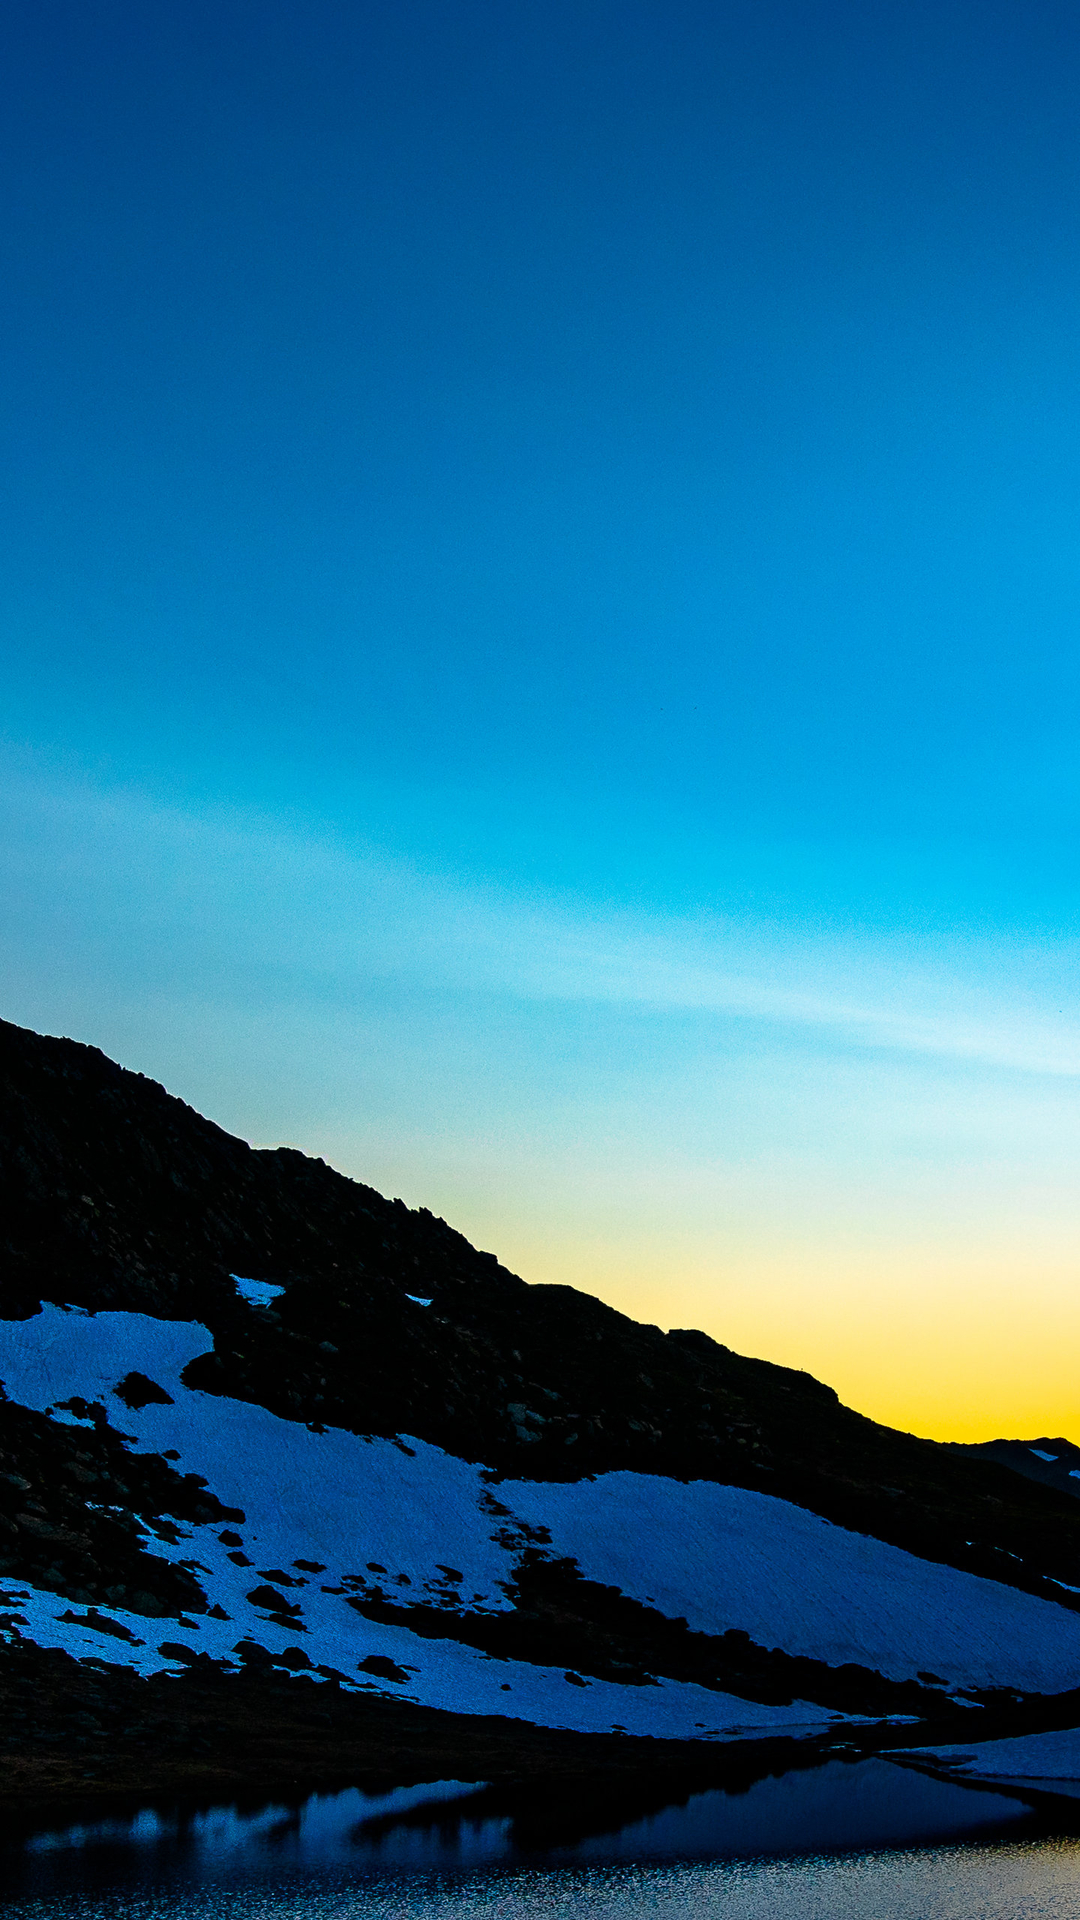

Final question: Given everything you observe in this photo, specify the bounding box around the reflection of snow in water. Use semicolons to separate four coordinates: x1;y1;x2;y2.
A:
12;1761;1029;1882
24;1779;488;1861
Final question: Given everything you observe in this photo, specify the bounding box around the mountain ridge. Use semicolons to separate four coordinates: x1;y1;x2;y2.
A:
2;1013;1078;1606
4;1014;1080;1817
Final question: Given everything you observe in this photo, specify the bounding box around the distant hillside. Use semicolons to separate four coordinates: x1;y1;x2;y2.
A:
951;1436;1080;1504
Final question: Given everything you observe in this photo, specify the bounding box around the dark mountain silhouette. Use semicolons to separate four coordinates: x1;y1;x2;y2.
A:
2;1014;1078;1606
952;1437;1080;1503
5;1014;1080;1821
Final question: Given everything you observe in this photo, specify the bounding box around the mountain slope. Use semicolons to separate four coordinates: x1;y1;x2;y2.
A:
952;1437;1080;1504
3;1014;1080;1805
3;1015;1080;1607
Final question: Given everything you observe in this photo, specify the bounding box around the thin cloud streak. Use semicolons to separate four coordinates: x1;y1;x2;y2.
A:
487;919;1080;1080
4;759;1078;1084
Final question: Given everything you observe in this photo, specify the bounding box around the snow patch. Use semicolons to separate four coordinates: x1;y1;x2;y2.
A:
904;1727;1080;1798
6;1307;1080;1722
502;1471;1080;1694
232;1277;285;1308
0;1561;830;1743
0;1308;839;1742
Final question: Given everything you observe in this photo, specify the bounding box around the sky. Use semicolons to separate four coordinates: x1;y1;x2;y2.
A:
3;0;1080;1441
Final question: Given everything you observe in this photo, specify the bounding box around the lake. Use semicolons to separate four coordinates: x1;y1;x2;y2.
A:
3;1756;1079;1919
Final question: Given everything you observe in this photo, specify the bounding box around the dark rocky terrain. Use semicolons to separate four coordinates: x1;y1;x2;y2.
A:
952;1436;1080;1504
4;1013;1080;1820
3;1014;1080;1606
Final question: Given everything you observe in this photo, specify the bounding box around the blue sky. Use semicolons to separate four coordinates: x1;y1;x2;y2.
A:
4;0;1080;1435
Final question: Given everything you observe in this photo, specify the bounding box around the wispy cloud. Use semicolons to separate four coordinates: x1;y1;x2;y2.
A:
4;753;1078;1083
478;911;1080;1079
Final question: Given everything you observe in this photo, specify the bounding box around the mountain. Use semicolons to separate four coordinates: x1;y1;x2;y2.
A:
950;1437;1080;1504
3;1013;1080;1818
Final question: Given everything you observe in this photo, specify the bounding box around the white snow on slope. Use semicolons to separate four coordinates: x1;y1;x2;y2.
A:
0;1308;514;1600
231;1277;284;1308
4;1307;1080;1719
0;1569;821;1743
0;1308;838;1742
901;1728;1080;1801
502;1472;1080;1694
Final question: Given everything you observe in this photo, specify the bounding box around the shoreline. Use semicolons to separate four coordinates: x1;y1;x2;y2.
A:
6;1641;1080;1840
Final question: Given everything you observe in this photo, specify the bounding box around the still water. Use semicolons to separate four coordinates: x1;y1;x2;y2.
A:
4;1758;1080;1918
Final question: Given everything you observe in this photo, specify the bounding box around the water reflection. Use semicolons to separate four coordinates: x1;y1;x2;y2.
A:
0;1756;1042;1906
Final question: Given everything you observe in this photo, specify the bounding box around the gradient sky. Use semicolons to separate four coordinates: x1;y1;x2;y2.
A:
4;0;1080;1440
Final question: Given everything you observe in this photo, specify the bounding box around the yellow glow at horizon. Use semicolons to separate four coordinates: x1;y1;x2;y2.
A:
483;1234;1080;1446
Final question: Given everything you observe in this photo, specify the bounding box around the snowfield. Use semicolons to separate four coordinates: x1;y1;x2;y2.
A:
2;1306;1080;1734
1;1569;826;1743
903;1728;1080;1801
0;1307;841;1740
501;1471;1080;1693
